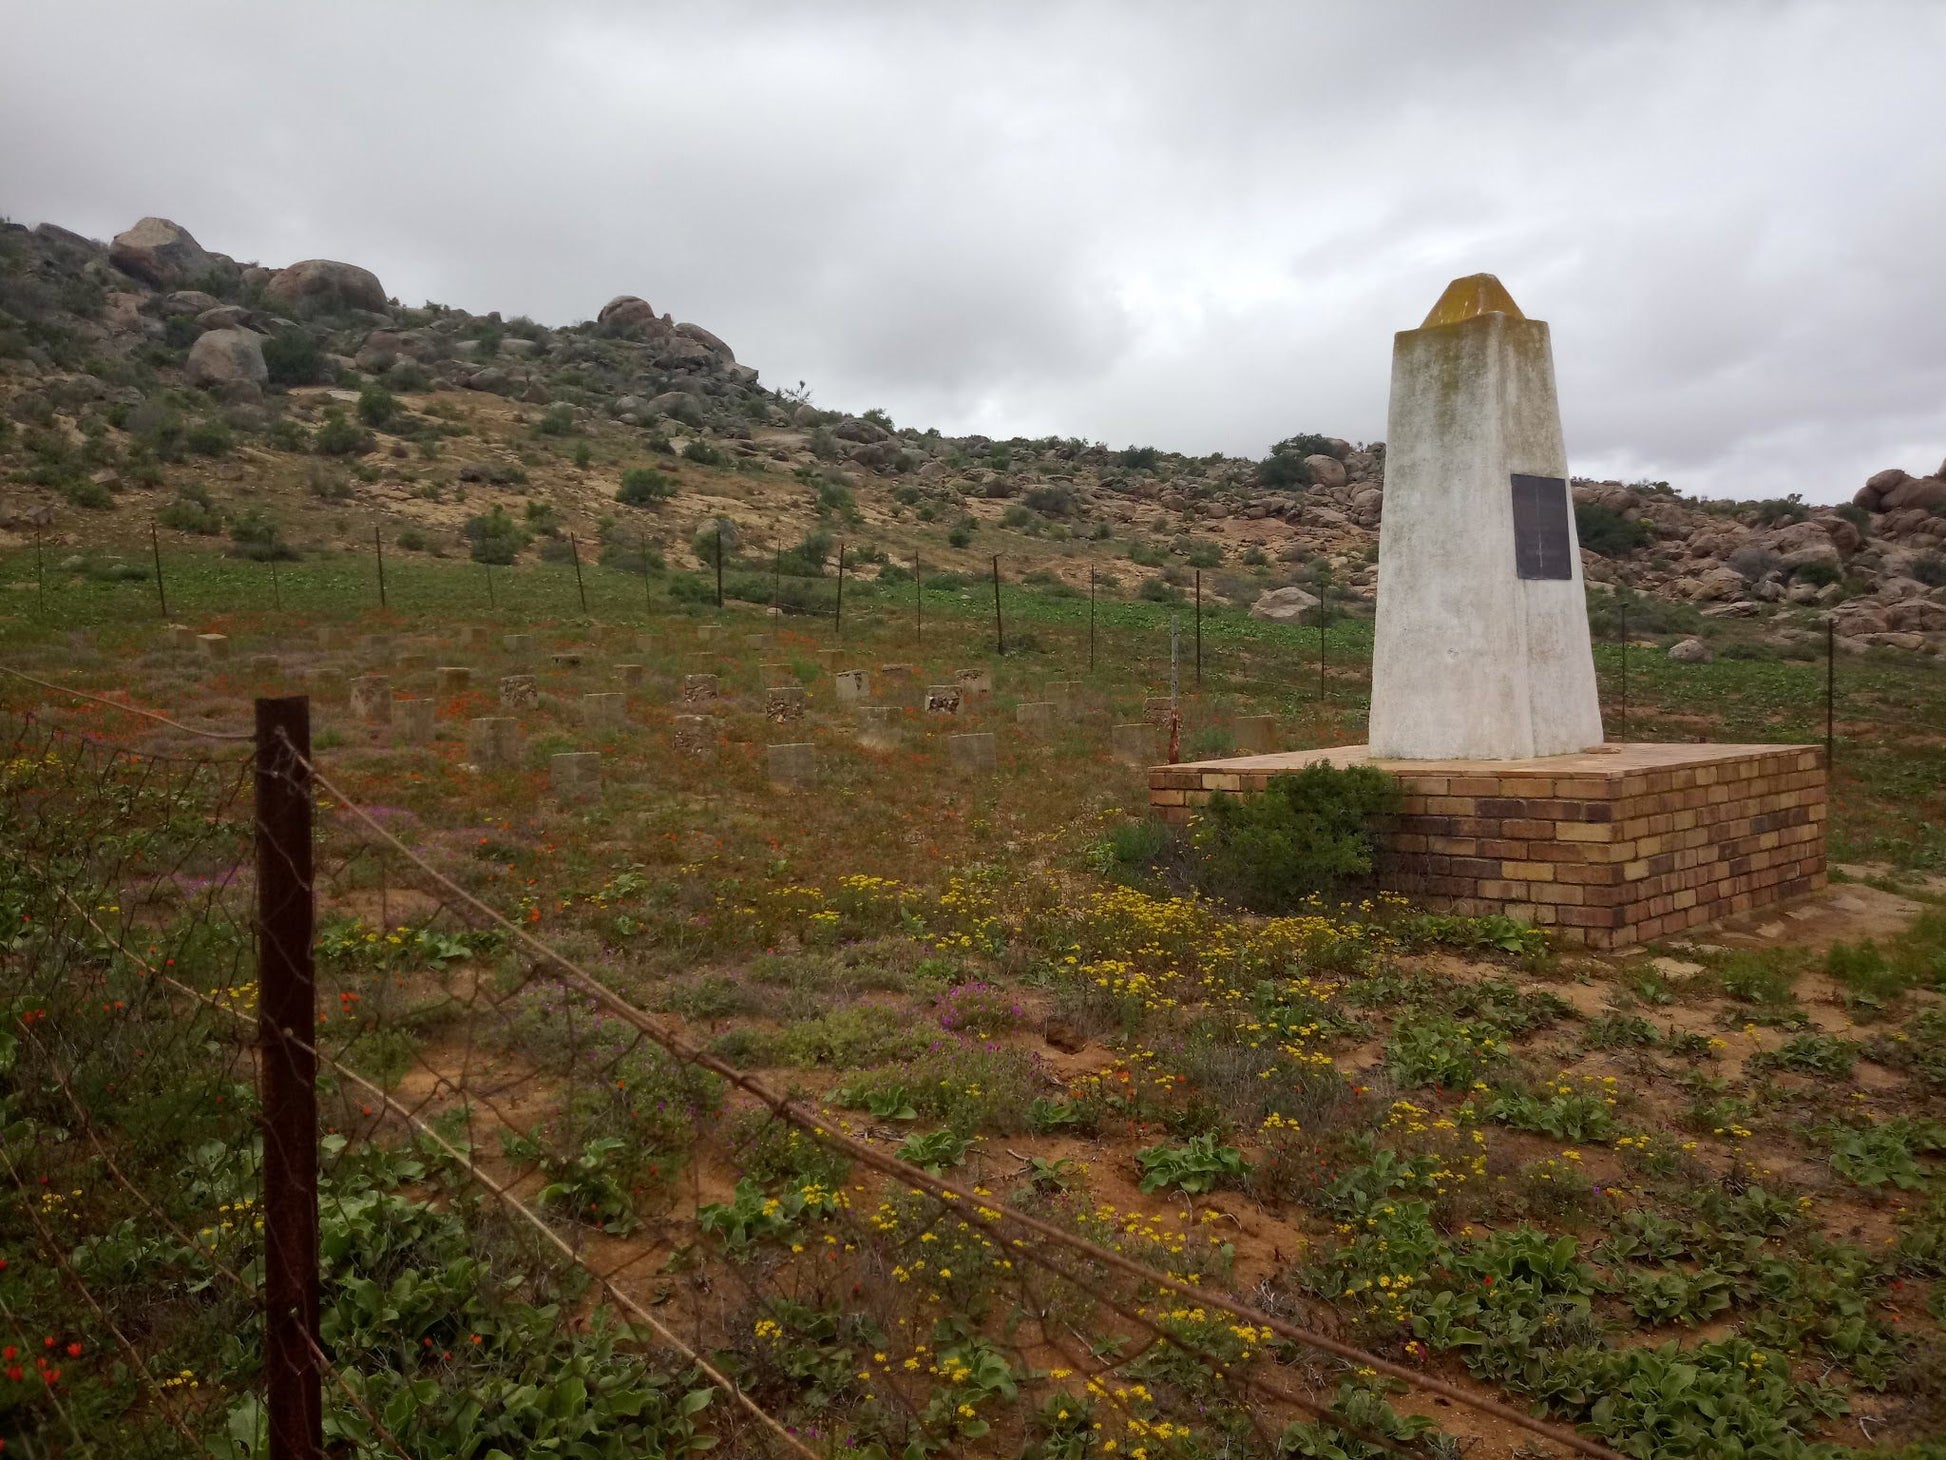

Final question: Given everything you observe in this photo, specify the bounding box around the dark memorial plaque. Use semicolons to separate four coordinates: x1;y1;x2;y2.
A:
1510;473;1573;580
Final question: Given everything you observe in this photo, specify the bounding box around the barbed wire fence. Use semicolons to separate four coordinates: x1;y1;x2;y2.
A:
0;688;1623;1460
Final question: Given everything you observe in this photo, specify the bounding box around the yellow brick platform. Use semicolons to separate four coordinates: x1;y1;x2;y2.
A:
1149;743;1827;949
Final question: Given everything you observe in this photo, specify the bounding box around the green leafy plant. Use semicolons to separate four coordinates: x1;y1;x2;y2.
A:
617;466;677;506
896;1127;973;1174
1827;1117;1946;1190
1135;1133;1251;1194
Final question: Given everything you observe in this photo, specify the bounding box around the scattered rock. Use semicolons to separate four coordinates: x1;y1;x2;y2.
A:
1249;586;1320;622
184;328;267;388
109;217;216;288
264;259;388;314
1304;454;1348;490
597;295;659;332
1668;637;1713;663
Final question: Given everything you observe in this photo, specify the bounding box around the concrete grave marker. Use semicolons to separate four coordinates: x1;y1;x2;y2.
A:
924;686;962;715
306;666;346;699
762;662;795;686
818;649;844;671
857;706;902;750
1111;723;1160;766
163;624;198;651
1016;702;1059;737
681;673;718;703
950;732;997;773
745;632;770;653
499;674;539;710
397;652;431;672
551;651;584;670
615;663;646;689
1142;696;1176;728
672;716;717;756
466;717;521;768
360;634;395;665
955;667;993;697
765;685;807;722
350;675;393;724
503;633;535;658
696;623;725;643
834;670;870;704
435;666;472;693
768;742;818;786
551;751;602;803
583;692;626;727
197;633;231;662
313;626;340;651
1234;714;1277;754
395;698;435;744
1369;274;1602;759
456;626;482;648
248;654;281;677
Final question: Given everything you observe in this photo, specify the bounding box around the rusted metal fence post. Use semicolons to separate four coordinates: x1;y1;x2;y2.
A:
255;695;321;1460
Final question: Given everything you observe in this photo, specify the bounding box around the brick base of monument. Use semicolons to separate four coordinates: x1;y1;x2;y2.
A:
1149;743;1827;949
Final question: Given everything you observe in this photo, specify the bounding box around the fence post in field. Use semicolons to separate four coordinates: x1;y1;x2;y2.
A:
254;695;321;1460
835;542;846;637
1088;569;1096;673
1194;569;1202;689
483;560;495;611
1825;616;1835;773
992;555;1004;656
1617;595;1629;740
643;534;654;617
915;556;923;645
373;525;387;610
270;556;282;612
569;532;589;616
151;521;169;618
715;524;725;609
34;530;45;617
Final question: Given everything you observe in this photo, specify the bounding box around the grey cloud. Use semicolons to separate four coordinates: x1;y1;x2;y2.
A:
4;0;1944;500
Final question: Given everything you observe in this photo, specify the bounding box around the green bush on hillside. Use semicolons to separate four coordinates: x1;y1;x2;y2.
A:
1574;502;1652;556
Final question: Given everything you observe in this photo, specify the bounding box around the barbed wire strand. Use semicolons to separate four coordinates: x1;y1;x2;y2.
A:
0;663;254;741
298;743;1626;1460
47;883;826;1460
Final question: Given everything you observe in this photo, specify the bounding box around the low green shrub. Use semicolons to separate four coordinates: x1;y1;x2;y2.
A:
1190;764;1400;911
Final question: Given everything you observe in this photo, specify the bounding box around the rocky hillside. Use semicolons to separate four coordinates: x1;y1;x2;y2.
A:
2;215;1942;655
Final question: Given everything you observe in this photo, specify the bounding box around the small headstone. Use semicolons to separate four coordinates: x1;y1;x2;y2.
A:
551;751;602;804
956;667;993;696
467;717;521;768
436;666;472;693
925;686;962;715
636;633;659;654
615;663;646;688
1234;714;1277;753
583;691;626;727
1111;723;1161;766
1048;680;1081;713
745;632;769;653
395;698;435;744
360;634;395;665
950;732;997;773
1142;696;1176;728
834;670;870;704
499;674;539;710
248;654;281;677
681;673;718;703
857;706;902;750
197;633;231;662
306;666;346;699
397;652;431;672
162;624;198;651
818;648;844;671
672;715;717;756
696;623;725;642
762;662;795;686
879;663;916;684
503;633;535;658
314;626;340;651
1016;702;1058;737
456;626;482;648
767;742;818;786
765;685;807;722
551;651;584;669
350;675;394;724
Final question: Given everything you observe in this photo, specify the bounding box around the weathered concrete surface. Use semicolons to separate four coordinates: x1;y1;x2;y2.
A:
857;706;902;750
395;698;435;743
1368;275;1603;760
950;733;997;772
467;717;521;768
551;751;602;803
768;742;817;785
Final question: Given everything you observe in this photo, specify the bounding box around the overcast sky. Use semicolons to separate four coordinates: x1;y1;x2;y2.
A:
4;1;1943;502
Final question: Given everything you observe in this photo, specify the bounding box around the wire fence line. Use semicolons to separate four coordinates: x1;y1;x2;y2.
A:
0;690;1630;1460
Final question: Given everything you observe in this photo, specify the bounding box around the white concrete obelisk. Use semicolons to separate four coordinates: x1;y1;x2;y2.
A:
1368;275;1603;760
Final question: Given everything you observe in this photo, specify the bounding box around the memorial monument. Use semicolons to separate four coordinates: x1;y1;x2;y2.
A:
1150;275;1827;947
